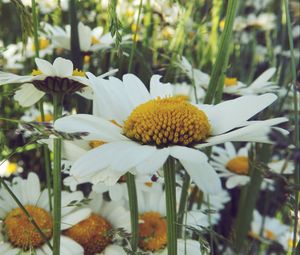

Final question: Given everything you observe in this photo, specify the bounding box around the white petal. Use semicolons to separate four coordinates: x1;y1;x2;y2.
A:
14;84;45;107
150;75;173;98
61;208;91;230
123;74;151;107
202;93;278;135
35;58;55;76
54;114;127;142
60;236;84;255
226;175;250;189
78;22;92;51
103;244;127;255
53;57;73;77
177;239;202;255
170;146;221;194
249;68;276;89
135;147;170;174
0;71;33;85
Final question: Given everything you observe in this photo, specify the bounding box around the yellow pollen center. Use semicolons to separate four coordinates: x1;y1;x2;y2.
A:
31;69;43;76
36;113;53;122
139;212;167;251
89;140;106;149
219;20;226;30
72;68;85;77
123;97;210;147
6;162;18;175
144;182;153;187
64;214;112;255
91;36;100;45
264;230;276;240
224;77;238;87
4;205;52;249
32;38;50;52
226;156;249;175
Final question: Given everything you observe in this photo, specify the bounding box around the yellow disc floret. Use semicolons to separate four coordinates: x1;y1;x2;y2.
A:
64;214;112;255
139;212;167;251
72;68;85;77
226;156;249;175
89;140;106;148
4;205;52;250
224;77;238;87
123;96;210;147
36;113;54;122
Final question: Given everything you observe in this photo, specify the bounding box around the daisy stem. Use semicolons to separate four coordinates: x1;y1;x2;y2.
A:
52;93;63;255
31;0;39;58
177;170;190;237
283;1;300;253
204;0;239;104
128;0;143;73
164;157;177;255
0;177;53;250
126;172;139;252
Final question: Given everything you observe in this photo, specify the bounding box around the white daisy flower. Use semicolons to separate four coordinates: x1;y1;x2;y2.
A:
54;73;287;195
211;142;294;189
179;57;279;96
1;42;24;70
48;22;129;53
135;185;204;254
0;160;23;178
0;172;89;254
0;57;91;107
63;191;130;255
250;210;290;249
25;37;54;58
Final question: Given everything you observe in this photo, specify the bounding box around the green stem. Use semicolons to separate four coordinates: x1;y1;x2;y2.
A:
177;170;190;237
164;158;177;255
283;1;299;254
52;93;63;255
0;177;53;250
31;0;39;58
126;172;139;252
128;0;143;73
204;0;239;104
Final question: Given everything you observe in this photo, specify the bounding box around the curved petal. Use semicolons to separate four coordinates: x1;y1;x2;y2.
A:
14;84;45;107
35;58;55;76
61;208;91;230
150;75;173;98
53;57;73;77
226;175;250;189
54;114;127;142
170;146;222;194
123;74;151;107
249;68;276;88
78;22;92;51
202;93;278;135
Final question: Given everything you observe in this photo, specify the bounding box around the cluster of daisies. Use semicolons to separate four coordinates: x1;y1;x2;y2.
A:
0;53;297;255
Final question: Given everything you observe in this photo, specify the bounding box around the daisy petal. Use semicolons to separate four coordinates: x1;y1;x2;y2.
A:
150;75;173;98
78;22;92;52
53;57;73;77
226;175;250;189
35;58;55;76
14;84;45;107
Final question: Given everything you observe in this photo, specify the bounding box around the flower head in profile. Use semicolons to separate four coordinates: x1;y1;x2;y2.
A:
54;73;287;194
0;57;91;107
0;172;88;254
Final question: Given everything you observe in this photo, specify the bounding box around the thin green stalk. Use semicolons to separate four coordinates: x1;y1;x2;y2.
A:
52;93;63;255
31;0;39;58
128;0;143;73
207;195;214;255
177;171;190;237
204;0;239;104
164;158;177;255
0;177;53;250
126;172;139;252
283;1;300;254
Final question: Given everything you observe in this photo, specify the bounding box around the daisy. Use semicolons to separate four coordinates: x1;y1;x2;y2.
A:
0;172;89;254
179;57;279;96
54;73;287;194
211;142;294;189
25;37;54;58
0;57;91;107
63;191;130;255
0;160;23;177
250;210;290;249
133;184;204;254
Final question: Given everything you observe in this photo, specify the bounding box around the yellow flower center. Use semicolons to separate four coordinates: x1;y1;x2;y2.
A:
35;113;53;122
91;36;100;45
32;69;43;76
226;156;249;175
264;230;276;240
31;38;50;52
139;212;167;251
6;162;18;175
162;27;173;39
4;205;52;249
126;9;134;18
123;96;210;147
64;214;112;255
144;182;153;187
219;19;226;30
89;140;106;149
72;68;85;77
224;77;238;87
